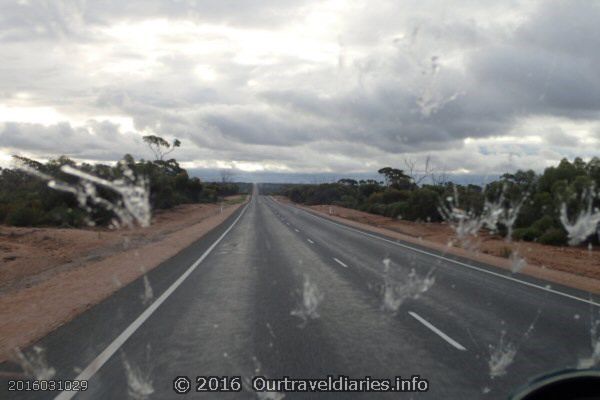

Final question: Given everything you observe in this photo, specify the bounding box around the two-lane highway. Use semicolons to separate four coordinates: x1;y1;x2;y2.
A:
2;185;597;399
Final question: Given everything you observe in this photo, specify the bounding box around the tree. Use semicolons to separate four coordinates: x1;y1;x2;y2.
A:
403;156;436;185
358;180;383;198
378;167;412;190
430;167;449;186
12;155;43;170
501;169;537;189
220;169;236;183
338;178;358;186
142;135;181;161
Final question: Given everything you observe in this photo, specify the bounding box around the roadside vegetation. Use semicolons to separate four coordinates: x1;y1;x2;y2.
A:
280;157;600;246
222;194;248;205
0;136;246;228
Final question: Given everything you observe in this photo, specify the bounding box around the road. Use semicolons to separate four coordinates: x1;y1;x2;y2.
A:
2;185;598;399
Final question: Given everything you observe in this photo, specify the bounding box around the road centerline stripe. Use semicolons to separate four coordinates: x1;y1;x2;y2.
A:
408;311;467;351
54;201;251;400
285;200;600;308
333;257;348;268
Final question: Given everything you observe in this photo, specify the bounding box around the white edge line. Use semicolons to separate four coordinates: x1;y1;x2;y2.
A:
408;311;466;351
287;201;600;308
307;238;315;244
333;257;348;268
54;201;250;400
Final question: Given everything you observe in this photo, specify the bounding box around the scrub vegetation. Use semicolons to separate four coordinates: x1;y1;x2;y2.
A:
281;157;600;247
0;136;245;228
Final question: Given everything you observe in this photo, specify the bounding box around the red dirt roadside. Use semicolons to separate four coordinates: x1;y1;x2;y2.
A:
0;196;247;363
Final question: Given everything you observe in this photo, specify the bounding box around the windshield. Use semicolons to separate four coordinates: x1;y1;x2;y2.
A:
0;1;599;399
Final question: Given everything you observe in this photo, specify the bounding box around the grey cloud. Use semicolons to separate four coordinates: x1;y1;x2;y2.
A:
202;107;324;146
104;0;600;161
1;0;598;176
0;121;144;161
544;127;580;147
0;0;308;42
0;1;89;42
469;45;600;117
516;0;600;60
84;0;308;27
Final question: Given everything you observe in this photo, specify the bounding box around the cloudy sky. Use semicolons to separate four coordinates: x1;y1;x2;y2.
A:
1;0;599;178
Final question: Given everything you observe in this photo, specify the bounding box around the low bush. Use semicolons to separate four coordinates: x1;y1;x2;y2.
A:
405;188;440;221
531;215;556;233
538;228;568;245
385;201;409;218
367;203;386;216
513;227;542;242
6;205;42;227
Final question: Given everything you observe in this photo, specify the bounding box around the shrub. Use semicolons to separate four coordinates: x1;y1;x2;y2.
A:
538;228;568;245
339;195;359;208
42;206;88;227
531;215;556;233
6;206;42;226
381;189;409;204
0;203;8;223
513;227;542;241
499;246;512;258
405;188;440;221
287;187;306;203
367;192;385;205
368;203;386;215
385;201;409;218
368;189;410;205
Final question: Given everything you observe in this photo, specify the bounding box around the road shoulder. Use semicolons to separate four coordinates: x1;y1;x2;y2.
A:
277;198;600;295
0;200;247;363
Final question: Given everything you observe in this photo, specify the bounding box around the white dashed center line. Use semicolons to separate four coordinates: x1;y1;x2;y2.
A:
333;257;348;268
408;311;467;351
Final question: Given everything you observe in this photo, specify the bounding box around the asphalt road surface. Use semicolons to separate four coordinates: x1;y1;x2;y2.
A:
2;185;598;399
